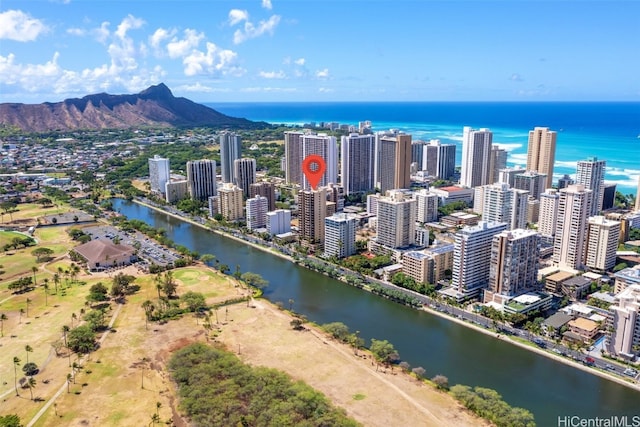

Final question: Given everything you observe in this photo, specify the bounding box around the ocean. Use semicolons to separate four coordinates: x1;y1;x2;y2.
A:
207;102;640;195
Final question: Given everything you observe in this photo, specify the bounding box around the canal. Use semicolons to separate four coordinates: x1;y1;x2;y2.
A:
113;199;639;425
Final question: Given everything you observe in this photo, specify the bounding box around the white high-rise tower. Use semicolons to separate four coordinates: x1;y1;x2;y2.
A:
460;127;493;188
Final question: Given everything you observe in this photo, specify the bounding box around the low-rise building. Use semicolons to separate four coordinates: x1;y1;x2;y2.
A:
72;240;137;271
565;317;600;344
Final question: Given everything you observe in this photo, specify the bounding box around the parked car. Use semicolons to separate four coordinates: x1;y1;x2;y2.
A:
623;368;638;377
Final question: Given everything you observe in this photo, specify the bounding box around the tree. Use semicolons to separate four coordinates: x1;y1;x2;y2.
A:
25;298;32;317
67;325;96;354
240;272;269;290
66;373;72;393
369;339;399;371
87;282;109;304
0;414;21;427
62;325;70;347
31;247;54;262
322;322;351;341
42;278;49;306
412;366;426;381
25;344;33;364
432;375;449;390
53;273;60;294
0;313;7;337
84;309;107;331
200;253;215;265
13;356;20;396
161;271;178;299
26;376;36;400
181;291;206;312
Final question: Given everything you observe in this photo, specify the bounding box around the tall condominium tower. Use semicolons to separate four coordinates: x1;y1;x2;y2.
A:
488;229;540;297
233;158;256;198
526;127;557;189
148;155;170;195
498;167;527;188
324;213;357;259
411;140;425;168
415;189;439;223
452;221;508;300
376;190;416;249
490;146;507;184
480;183;529;230
423;139;456;180
186;159;217;201
340;133;376;195
585;216;621;272
553;184;592;270
610;285;640;358
249;181;276;211
375;133;412;193
558;174;575;190
514;171;547;200
301;134;338;189
284;131;304;185
246;195;268;230
298;187;327;247
220;132;242;183
538;188;559;242
576;157;606;216
460;127;493;188
217;183;244;221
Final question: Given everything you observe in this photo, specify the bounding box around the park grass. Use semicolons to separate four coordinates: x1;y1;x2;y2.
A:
5;203;63;221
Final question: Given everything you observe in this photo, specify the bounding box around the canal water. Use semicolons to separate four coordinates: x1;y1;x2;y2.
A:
113;199;639;425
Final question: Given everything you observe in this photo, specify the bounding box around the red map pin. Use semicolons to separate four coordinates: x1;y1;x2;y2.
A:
302;154;326;190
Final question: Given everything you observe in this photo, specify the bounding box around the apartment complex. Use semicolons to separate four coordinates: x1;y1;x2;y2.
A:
576;157;606;216
460;127;493;188
246;195;268;230
526;127;557;190
375;133;412;193
148;155;170;195
220;131;242;183
324;213;357;259
553;184;592;270
233;157;256;198
340;133;376;195
375;190;416;249
186;159;217;201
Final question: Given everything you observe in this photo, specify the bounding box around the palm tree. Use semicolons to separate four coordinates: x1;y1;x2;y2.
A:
13;356;20;396
25;298;32;317
43;279;49;306
27;376;36;400
62;325;70;347
25;344;33;364
19;308;24;324
71;312;77;328
0;313;7;337
66;373;72;393
53;273;60;294
31;266;38;286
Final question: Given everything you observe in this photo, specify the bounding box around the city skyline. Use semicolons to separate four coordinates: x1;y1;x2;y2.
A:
2;1;639;103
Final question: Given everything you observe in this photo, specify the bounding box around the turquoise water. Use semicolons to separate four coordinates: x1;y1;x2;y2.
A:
207;102;640;194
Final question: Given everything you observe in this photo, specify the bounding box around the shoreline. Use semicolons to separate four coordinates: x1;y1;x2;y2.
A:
130;198;640;393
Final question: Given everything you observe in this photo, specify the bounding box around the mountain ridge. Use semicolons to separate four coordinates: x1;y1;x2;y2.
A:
0;83;265;132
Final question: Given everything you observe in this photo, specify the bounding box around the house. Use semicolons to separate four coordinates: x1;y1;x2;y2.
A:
72;239;137;271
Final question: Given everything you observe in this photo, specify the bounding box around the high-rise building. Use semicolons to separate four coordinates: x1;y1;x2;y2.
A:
284;131;304;185
584;216;620;272
298;187;327;247
576;157;606;216
514;171;547;200
233;158;256;198
498;167;527;188
557;174;575;190
149;155;170;195
423;139;456;180
490;146;508;184
324;213;357;259
367;193;380;216
488;229;540;297
602;183;617;211
375;190;416;249
526;127;557;189
266;209;291;235
415;189;439;223
301;133;338;189
187;159;217;201
217;183;244;221
610;284;640;359
460;127;493;188
246;195;268;230
375;133;412;193
411;140;425;169
341;133;376;195
452;221;508;299
220;132;242;183
249;181;276;211
326;183;345;212
165;180;188;204
479;183;529;230
636;175;640;212
539;188;559;242
553;184;592;270
403;244;454;285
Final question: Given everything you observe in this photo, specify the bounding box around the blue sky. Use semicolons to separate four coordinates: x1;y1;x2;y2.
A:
1;0;639;103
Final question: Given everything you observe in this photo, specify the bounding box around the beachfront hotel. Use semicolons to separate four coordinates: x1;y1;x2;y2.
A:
460;127;493;188
526;127;557;190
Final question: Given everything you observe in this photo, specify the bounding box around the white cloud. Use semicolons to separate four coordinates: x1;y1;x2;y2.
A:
167;29;204;59
0;10;48;42
149;27;175;50
259;70;286;79
509;73;523;82
318;87;333;93
294;58;305;66
240;86;297;93
229;9;249;26
315;68;329;79
175;82;223;93
183;42;242;77
67;28;86;36
115;14;144;40
262;0;273;10
94;22;110;44
233;15;280;44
